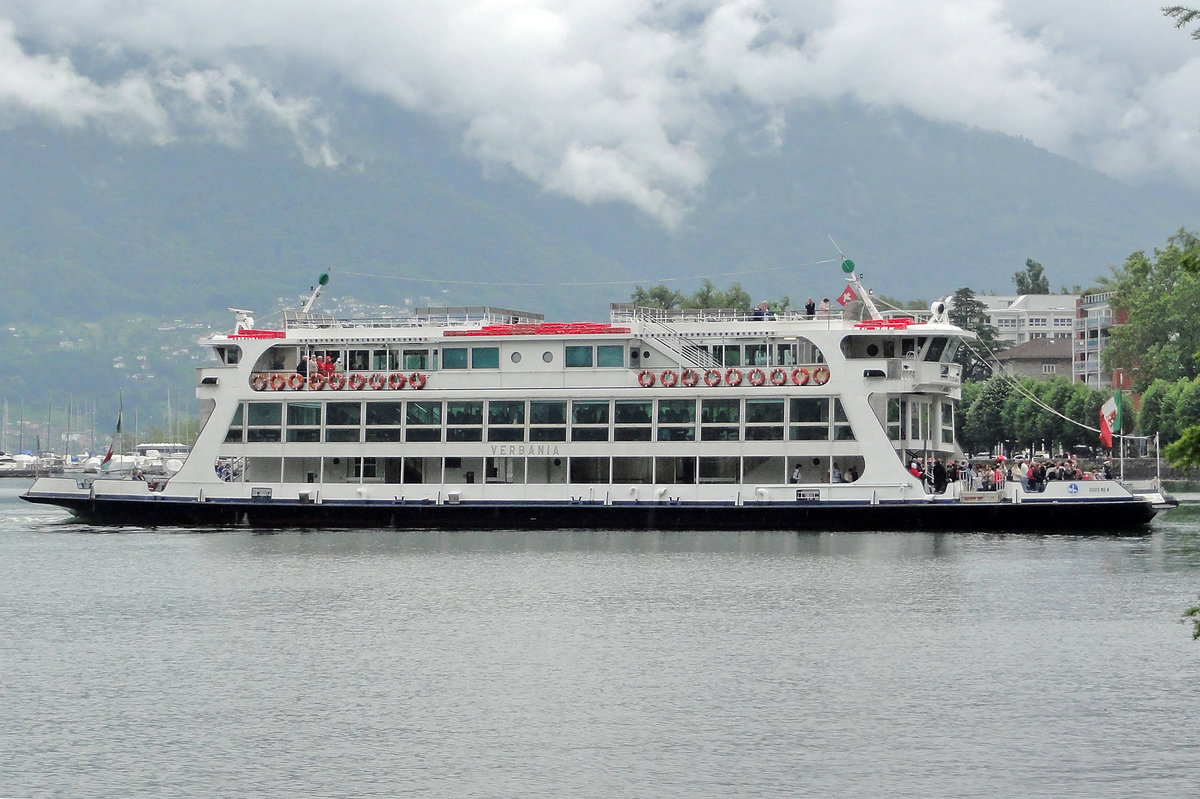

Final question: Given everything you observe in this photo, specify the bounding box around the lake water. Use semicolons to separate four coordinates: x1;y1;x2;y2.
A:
2;480;1198;798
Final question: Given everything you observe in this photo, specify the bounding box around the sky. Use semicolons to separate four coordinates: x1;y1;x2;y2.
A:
2;1;1198;228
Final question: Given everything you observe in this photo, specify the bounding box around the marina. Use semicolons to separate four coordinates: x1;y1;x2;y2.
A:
21;268;1176;529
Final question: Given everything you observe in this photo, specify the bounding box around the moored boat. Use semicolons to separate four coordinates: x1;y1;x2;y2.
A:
22;269;1176;530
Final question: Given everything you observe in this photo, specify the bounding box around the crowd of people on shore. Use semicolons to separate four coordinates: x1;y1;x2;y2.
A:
910;454;1114;494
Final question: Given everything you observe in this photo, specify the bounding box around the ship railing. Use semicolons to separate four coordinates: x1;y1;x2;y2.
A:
282;306;544;331
611;304;829;323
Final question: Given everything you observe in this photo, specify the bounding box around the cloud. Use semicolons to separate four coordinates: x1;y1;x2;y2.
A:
1;1;1198;224
0;18;337;165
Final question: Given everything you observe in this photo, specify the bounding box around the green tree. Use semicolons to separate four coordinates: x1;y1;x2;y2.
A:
682;280;753;311
630;285;685;309
1104;230;1200;392
963;376;1010;452
1137;378;1172;438
1014;258;1050;294
1165;6;1200;39
948;287;1005;382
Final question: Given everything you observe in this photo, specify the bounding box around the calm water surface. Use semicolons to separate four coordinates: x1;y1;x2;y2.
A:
2;481;1198;798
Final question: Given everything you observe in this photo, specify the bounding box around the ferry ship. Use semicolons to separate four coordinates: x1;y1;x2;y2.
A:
22;269;1176;530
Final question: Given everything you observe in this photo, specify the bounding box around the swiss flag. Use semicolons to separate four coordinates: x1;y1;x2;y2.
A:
837;284;859;306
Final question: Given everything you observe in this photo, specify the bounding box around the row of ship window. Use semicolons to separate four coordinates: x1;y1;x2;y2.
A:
267;340;823;372
224;397;856;443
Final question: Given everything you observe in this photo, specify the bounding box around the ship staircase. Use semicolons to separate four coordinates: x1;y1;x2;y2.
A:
611;304;723;369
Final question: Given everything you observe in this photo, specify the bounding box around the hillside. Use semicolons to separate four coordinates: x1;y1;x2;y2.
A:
1;100;1194;432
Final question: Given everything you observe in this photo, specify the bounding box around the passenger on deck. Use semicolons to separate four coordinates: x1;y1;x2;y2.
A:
818;298;832;318
805;298;816;319
791;464;802;483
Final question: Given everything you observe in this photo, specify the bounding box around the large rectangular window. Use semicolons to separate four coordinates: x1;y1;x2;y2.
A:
746;399;784;441
596;345;624;367
572;400;609;442
487;400;525;441
658;399;695;441
701;398;739;441
406;401;442;442
530;400;566;441
790;397;830;441
565;345;593;367
472;347;500;369
442;347;468;369
615;400;652;441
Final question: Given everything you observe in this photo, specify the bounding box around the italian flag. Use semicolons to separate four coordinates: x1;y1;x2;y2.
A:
1099;394;1121;449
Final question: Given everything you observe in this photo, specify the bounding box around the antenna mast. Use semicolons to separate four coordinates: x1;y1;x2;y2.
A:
302;272;330;313
827;235;883;321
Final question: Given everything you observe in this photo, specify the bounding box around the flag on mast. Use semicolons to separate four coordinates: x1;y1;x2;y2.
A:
837;284;859;306
100;396;123;471
1099;394;1121;449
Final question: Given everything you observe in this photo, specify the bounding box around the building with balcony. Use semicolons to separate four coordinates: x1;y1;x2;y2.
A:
977;294;1079;347
1073;291;1131;390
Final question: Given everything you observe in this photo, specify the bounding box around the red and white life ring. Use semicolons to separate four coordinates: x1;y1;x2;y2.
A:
308;373;327;390
748;368;766;386
791;367;810;386
270;373;287;391
725;368;743;386
681;368;700;387
638;369;656;387
368;373;386;390
409;372;427;389
812;365;830;385
287;373;305;390
327;373;346;390
770;368;787;386
348;373;367;390
251;374;268;391
388;372;407;390
660;369;679;387
704;369;722;387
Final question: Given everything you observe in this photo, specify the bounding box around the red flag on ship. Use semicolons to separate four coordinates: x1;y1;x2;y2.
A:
837;284;859;306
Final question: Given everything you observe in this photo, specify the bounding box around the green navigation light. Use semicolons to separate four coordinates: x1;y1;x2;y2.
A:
841;259;855;274
318;273;329;286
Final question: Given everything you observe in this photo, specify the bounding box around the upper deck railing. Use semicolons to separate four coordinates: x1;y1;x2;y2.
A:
609;303;840;324
281;305;544;332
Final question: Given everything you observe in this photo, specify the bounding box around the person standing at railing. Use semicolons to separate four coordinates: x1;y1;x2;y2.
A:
817;298;831;318
805;298;816;318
